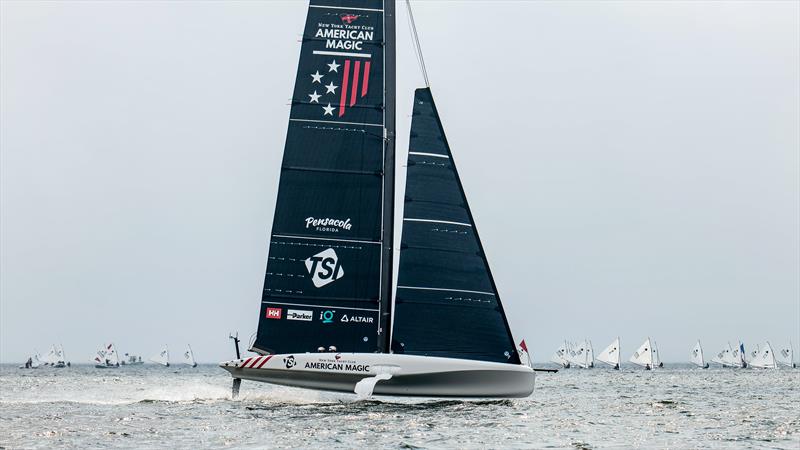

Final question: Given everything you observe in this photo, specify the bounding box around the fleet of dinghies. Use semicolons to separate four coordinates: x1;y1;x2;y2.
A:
550;338;796;369
20;344;199;368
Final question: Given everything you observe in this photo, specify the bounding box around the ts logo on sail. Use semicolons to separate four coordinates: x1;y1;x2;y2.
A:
304;248;344;288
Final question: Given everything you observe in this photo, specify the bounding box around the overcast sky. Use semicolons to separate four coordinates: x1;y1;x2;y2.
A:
1;1;798;364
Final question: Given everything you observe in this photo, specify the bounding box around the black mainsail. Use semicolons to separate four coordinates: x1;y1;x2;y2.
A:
391;88;520;364
253;0;394;355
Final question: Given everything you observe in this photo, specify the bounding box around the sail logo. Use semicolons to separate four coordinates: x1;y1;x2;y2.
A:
304;249;344;288
340;14;359;24
286;309;313;321
306;56;371;118
341;314;373;324
265;307;282;319
321;310;335;323
305;217;352;233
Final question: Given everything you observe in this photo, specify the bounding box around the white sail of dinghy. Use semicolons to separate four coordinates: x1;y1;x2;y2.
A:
183;345;197;367
43;346;57;366
690;340;708;368
776;342;796;368
652;340;663;368
551;341;571;368
629;338;654;369
569;340;593;369
150;345;170;367
50;344;67;368
749;342;778;369
596;337;620;369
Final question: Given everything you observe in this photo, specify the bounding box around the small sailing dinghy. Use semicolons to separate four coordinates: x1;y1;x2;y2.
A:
150;345;170;367
19;352;42;369
45;344;68;368
690;340;709;368
220;0;534;398
551;341;572;368
596;337;620;369
93;343;120;368
712;341;746;368
629;338;655;370
567;340;594;369
94;344;118;368
183;345;197;367
122;353;144;365
776;342;796;368
749;342;778;369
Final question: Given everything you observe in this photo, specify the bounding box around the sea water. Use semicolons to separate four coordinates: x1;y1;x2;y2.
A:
1;363;798;449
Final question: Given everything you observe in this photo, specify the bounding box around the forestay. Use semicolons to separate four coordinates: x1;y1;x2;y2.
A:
391;88;519;364
253;0;394;355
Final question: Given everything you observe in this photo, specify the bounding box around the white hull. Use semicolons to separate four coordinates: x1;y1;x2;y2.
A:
221;353;535;398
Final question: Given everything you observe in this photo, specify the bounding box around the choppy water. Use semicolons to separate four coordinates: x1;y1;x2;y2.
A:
1;363;798;449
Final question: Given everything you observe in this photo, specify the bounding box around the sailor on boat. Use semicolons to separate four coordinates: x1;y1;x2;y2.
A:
220;0;535;399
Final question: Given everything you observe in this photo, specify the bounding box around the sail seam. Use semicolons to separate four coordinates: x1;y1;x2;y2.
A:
408;152;449;159
397;285;495;296
289;118;383;127
272;234;381;245
262;301;378;312
404;218;471;227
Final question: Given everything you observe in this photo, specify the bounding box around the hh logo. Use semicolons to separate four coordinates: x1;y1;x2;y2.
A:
265;307;282;319
304;248;344;288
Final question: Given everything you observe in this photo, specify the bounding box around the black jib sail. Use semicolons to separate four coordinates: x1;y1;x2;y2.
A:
253;0;394;355
391;88;520;364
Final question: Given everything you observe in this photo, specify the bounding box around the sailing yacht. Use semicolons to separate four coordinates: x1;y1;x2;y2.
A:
93;343;120;368
220;0;535;398
596;337;620;369
749;342;778;369
551;341;571;368
183;345;197;367
150;345;170;367
776;342;796;368
690;340;709;368
629;338;654;370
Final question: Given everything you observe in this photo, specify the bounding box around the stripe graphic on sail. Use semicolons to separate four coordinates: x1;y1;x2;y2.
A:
391;88;520;364
253;0;391;355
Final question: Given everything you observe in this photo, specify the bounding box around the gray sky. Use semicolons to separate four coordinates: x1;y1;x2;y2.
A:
1;1;798;364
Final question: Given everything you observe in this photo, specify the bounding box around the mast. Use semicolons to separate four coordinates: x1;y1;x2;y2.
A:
378;0;396;354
